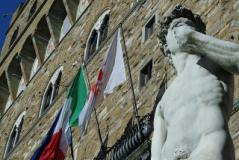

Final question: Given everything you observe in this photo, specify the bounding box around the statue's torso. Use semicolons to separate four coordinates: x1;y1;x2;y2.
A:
159;55;233;159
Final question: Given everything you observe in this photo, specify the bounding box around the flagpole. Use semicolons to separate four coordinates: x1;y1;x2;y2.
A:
119;24;140;129
69;128;75;160
82;64;103;145
93;106;103;144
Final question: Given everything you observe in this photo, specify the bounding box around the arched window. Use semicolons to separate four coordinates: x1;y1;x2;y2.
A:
20;36;38;81
41;83;53;113
8;55;25;98
87;30;98;60
28;1;37;20
48;0;72;42
52;71;62;101
0;72;11;114
39;67;63;116
84;10;110;62
34;16;54;61
4;112;25;157
16;77;26;96
99;15;109;46
10;27;19;46
59;16;72;41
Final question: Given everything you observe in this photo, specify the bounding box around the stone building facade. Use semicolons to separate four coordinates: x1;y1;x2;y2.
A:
0;0;239;159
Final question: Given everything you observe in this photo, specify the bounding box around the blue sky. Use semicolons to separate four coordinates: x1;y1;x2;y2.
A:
0;0;26;52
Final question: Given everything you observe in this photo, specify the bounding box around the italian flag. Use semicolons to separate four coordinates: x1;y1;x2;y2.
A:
67;66;88;127
31;66;88;160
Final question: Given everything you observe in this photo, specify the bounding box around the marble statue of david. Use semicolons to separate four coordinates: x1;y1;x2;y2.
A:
151;5;238;160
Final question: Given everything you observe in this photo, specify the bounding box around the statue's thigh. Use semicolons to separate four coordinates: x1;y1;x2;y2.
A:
189;130;228;160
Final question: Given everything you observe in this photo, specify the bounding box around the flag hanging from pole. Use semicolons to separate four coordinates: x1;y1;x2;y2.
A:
78;28;127;135
78;83;97;135
104;28;127;94
31;99;71;160
67;66;88;127
31;109;62;160
31;66;88;159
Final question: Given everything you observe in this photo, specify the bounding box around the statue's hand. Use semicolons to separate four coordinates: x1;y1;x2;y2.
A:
166;25;195;54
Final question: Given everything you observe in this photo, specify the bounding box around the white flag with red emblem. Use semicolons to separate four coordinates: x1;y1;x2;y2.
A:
104;28;127;94
78;28;126;135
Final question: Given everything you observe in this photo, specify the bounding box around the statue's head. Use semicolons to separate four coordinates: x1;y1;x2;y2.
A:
158;5;206;56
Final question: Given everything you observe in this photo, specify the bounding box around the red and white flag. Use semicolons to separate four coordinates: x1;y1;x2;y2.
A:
78;28;126;135
78;83;97;135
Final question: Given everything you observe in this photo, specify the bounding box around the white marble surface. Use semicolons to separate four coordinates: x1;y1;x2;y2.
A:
151;18;237;160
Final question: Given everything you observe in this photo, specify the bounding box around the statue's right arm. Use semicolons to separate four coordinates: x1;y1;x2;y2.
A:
151;102;167;160
190;30;239;73
170;25;239;73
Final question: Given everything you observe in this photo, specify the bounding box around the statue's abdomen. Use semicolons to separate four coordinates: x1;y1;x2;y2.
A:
160;63;228;159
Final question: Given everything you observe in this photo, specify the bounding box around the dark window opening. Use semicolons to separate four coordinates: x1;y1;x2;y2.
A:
48;0;67;42
28;1;37;20
10;27;19;46
15;117;24;144
140;60;153;87
8;55;23;98
6;116;24;156
99;15;109;46
20;36;37;81
52;72;62;101
145;16;155;41
87;30;98;61
6;127;17;155
42;83;53;113
34;16;52;61
40;69;63;116
0;72;10;114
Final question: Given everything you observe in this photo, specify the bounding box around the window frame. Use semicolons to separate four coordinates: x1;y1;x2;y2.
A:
4;112;26;158
39;66;63;116
139;59;153;88
84;10;110;63
9;27;19;47
27;0;37;21
143;15;156;42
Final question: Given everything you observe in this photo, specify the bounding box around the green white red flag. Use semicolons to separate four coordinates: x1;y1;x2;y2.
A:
67;66;88;127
